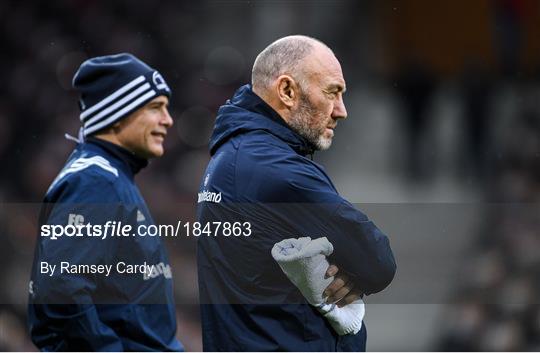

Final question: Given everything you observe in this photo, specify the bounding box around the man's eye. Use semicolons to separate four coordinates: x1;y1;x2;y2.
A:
326;91;337;98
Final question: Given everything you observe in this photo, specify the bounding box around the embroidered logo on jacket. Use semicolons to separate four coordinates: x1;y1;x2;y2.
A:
197;190;222;203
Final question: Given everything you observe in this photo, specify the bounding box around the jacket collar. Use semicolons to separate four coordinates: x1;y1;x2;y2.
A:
209;85;315;157
86;136;148;175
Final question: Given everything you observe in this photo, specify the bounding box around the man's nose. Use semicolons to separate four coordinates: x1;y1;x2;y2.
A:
332;95;347;120
162;109;174;127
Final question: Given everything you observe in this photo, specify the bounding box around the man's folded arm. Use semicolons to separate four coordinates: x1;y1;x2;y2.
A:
262;155;397;295
324;200;396;295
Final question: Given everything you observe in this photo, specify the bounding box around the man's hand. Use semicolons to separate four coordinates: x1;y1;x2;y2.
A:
323;264;363;307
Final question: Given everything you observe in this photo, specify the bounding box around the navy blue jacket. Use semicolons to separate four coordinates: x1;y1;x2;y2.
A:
28;138;183;351
197;85;396;351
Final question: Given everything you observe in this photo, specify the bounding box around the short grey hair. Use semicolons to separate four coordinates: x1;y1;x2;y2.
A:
251;35;327;92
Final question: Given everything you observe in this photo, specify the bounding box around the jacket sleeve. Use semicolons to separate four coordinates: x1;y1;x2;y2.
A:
325;199;396;295
260;156;397;296
28;171;130;351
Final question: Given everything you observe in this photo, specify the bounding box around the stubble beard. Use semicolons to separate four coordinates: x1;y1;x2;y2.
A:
288;93;332;151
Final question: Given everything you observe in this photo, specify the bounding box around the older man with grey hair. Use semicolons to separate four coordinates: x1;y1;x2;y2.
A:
252;35;345;150
196;35;396;351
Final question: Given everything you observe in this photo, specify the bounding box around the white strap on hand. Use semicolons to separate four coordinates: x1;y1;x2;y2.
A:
272;237;365;335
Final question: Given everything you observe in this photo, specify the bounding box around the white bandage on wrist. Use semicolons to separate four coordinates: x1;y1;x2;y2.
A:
271;237;365;335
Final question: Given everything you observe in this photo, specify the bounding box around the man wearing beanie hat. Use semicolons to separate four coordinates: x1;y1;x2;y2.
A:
27;53;183;351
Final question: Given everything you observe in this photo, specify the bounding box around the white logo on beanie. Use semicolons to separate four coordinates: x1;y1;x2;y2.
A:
153;71;170;92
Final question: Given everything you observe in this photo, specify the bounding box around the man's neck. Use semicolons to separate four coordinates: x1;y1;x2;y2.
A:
92;131;122;147
252;86;292;126
86;136;148;175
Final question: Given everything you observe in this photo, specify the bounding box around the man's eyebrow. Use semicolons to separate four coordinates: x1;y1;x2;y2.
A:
327;83;346;93
149;101;167;107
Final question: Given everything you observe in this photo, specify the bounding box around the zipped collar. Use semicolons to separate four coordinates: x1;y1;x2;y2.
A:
86;136;148;175
209;84;316;157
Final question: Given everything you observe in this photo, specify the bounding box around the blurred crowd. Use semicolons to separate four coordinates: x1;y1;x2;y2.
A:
0;0;539;351
436;83;540;351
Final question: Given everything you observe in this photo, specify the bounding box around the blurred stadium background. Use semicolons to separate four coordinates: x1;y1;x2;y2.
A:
0;0;539;351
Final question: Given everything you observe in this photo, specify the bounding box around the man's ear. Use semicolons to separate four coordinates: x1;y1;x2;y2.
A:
276;75;298;108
